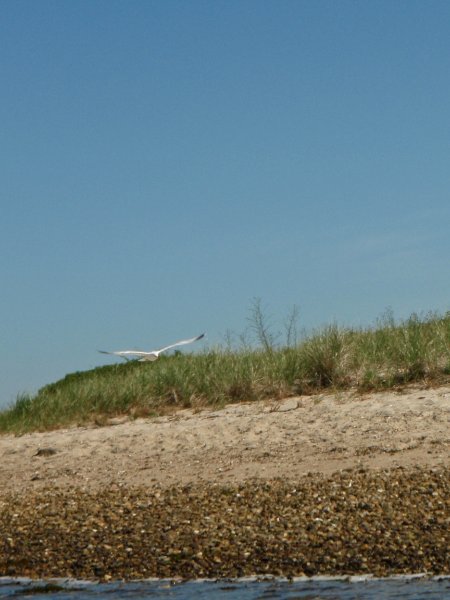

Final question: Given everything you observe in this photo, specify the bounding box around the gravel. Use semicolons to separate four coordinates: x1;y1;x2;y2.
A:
0;467;448;580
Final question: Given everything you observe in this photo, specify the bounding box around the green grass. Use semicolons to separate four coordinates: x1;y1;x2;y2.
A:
1;310;449;434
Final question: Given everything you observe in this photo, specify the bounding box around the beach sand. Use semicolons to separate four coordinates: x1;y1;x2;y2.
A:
0;384;448;493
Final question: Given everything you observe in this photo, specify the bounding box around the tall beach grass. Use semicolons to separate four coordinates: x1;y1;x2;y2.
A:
0;309;449;434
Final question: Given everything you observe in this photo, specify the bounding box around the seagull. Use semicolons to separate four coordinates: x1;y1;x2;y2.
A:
98;333;205;362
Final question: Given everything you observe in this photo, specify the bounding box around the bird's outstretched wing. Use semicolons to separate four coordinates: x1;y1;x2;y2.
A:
98;334;204;361
98;349;149;360
156;333;205;354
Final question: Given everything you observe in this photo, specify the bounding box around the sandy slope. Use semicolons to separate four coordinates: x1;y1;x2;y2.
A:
0;384;449;494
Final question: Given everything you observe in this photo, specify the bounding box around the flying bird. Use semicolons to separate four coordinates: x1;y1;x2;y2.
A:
98;333;205;362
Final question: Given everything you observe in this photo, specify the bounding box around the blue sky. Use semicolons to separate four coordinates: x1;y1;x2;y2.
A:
1;0;449;407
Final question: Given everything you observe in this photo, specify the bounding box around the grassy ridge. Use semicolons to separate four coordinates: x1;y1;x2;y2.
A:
1;310;449;434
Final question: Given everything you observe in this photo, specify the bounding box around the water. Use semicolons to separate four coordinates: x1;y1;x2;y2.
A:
0;576;449;599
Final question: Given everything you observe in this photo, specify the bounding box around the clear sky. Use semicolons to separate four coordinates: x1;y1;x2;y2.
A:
1;0;449;407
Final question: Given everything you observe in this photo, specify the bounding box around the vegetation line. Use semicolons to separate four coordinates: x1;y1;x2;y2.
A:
1;309;449;434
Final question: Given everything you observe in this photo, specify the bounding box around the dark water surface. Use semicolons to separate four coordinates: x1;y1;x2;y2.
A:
1;576;449;599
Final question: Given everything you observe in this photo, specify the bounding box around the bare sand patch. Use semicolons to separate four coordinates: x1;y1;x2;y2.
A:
1;384;448;494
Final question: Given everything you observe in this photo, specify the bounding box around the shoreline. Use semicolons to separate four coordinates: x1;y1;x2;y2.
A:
1;573;449;600
1;384;449;580
2;573;450;583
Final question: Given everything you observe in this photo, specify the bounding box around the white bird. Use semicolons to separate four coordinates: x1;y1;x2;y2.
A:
98;333;205;362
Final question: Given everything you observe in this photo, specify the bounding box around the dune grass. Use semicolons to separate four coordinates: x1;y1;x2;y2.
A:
0;310;449;434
